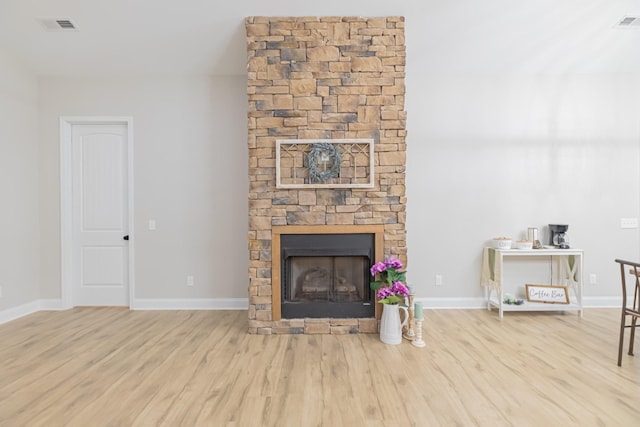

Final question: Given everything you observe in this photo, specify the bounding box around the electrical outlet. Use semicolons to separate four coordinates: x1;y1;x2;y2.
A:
589;274;597;285
435;274;443;286
148;219;156;230
621;218;638;229
186;275;194;287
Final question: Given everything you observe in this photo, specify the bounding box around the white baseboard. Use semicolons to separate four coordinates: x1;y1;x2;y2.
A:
131;298;248;310
582;296;621;308
0;300;41;324
415;297;487;309
0;296;622;325
0;297;248;324
0;298;66;324
39;298;68;310
416;296;622;309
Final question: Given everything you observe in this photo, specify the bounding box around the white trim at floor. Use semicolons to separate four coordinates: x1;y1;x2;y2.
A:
416;296;622;309
0;298;248;324
130;298;248;310
0;296;623;325
0;299;66;324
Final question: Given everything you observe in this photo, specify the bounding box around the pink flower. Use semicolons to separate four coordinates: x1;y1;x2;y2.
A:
384;258;403;270
376;281;409;302
376;286;392;300
370;255;408;304
391;281;409;296
370;261;387;276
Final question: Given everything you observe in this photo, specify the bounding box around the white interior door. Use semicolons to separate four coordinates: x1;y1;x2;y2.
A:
71;123;129;306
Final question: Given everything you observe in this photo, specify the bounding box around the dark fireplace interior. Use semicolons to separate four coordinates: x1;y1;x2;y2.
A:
280;233;375;318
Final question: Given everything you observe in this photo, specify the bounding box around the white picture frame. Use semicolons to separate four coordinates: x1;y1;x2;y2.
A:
276;139;374;189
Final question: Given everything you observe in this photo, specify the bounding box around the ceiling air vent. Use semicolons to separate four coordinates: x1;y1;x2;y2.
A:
38;18;78;32
615;15;640;28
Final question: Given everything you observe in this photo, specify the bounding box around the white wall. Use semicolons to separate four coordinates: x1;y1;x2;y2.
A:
406;72;640;305
0;62;628;315
36;71;639;310
0;48;40;311
38;75;248;303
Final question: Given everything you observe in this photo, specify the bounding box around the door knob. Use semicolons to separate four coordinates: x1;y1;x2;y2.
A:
123;235;129;241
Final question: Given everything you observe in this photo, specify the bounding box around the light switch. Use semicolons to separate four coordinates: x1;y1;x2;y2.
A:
148;219;156;230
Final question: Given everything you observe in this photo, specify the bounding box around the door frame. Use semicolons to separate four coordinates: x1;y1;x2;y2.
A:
60;116;135;309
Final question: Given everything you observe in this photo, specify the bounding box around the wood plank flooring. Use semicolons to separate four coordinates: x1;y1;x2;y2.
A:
0;308;638;426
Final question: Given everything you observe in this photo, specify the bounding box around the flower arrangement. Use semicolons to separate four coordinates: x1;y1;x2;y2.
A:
370;257;409;305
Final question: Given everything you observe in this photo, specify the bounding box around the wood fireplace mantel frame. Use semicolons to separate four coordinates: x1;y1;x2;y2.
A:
271;224;385;321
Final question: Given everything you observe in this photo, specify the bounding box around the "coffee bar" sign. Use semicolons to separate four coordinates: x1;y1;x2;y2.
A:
525;284;570;304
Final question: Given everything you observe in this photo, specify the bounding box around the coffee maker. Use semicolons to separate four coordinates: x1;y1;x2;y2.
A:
548;224;570;249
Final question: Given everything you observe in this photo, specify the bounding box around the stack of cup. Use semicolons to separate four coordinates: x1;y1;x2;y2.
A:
528;227;542;249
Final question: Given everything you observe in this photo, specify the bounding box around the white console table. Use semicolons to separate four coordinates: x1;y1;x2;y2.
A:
481;247;584;319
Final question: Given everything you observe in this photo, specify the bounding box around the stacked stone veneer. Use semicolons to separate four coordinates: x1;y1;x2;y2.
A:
246;16;407;334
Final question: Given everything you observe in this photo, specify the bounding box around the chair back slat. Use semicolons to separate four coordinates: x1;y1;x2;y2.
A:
614;259;640;366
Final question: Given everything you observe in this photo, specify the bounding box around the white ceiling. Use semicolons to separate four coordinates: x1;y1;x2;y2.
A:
1;0;639;76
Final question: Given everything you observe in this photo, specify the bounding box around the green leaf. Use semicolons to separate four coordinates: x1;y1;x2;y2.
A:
378;295;400;305
370;281;383;291
386;270;406;283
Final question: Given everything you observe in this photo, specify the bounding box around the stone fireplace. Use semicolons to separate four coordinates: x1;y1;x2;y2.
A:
246;16;407;334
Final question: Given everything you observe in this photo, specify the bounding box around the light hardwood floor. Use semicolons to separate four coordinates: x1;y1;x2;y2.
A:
0;308;638;426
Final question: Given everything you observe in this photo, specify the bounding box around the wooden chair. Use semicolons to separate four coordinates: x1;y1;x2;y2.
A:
614;259;640;366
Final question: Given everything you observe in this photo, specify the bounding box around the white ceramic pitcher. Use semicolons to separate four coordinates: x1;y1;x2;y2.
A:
379;303;409;345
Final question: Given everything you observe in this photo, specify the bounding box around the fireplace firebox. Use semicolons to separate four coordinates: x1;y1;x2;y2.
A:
280;234;375;318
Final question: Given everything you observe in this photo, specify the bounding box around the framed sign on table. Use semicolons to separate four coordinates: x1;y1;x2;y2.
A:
525;284;570;304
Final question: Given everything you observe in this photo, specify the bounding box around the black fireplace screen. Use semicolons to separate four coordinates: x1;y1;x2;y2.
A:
281;233;375;318
287;256;368;302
